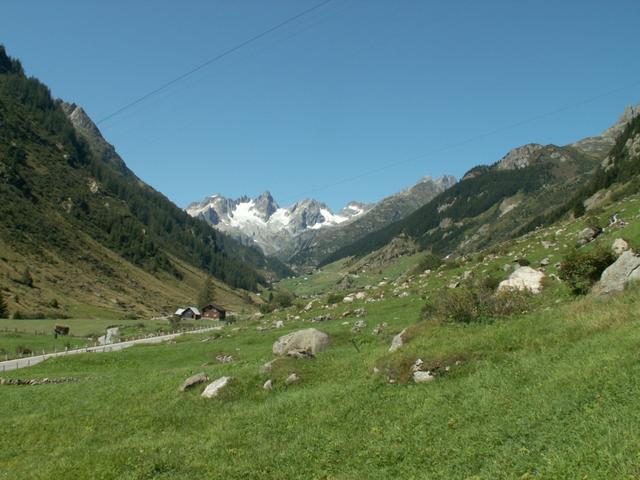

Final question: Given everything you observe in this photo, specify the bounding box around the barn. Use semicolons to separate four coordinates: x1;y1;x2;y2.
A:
201;303;226;320
174;307;202;320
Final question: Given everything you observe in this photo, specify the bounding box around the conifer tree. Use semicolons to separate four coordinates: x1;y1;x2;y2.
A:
197;276;214;308
0;292;8;318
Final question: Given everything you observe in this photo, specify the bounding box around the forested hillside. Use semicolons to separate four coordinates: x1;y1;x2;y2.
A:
0;45;289;316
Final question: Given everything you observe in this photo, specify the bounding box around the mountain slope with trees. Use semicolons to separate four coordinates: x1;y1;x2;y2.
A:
0;46;287;316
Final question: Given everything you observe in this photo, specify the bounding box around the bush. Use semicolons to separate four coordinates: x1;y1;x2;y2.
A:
422;282;531;324
413;253;442;273
326;293;343;305
558;246;615;295
259;303;276;314
272;291;294;309
515;258;530;267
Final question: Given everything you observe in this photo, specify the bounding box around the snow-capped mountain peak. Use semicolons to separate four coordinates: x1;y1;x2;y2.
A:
186;192;370;255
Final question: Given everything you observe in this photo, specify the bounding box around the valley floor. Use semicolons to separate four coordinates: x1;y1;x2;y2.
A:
1;283;640;479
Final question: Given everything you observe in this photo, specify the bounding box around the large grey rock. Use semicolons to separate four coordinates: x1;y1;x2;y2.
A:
389;328;407;353
592;251;640;296
413;371;435;383
179;372;209;392
201;376;232;399
576;227;601;246
498;266;545;294
272;328;330;356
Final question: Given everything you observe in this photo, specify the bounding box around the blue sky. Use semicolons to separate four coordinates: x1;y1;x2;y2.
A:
3;1;640;210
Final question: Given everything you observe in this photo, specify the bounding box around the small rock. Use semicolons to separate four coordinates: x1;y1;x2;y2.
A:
260;360;275;374
351;320;367;333
180;372;209;392
343;296;354;303
372;322;388;335
285;373;300;385
411;358;424;372
576;226;601;246
216;354;234;363
413;371;435;383
274;320;285;329
355;292;367;300
201;376;232;399
263;379;273;390
389;328;407;353
540;257;550;267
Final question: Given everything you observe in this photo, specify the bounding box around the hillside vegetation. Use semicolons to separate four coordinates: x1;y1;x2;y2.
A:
0;46;290;317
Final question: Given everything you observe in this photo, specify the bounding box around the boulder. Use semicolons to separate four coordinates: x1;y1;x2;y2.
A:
498;266;545;294
576;226;601;246
272;328;330;356
592;250;640;296
389;328;407;353
612;238;629;256
201;376;232;399
179;372;209;392
343;296;355;303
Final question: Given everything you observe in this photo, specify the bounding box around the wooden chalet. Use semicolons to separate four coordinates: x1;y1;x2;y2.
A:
201;303;226;320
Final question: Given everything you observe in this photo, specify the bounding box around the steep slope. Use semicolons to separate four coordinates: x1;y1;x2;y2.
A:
0;46;285;316
187;191;370;256
322;107;639;264
285;175;456;266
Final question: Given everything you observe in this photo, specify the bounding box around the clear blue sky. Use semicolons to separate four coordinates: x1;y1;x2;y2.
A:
3;1;640;210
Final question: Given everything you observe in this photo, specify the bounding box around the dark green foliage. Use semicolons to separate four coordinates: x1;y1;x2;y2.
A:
413;253;442;273
0;292;8;318
559;247;615;295
326;292;343;305
422;282;531;324
271;290;294;309
516;258;530;267
197;277;215;308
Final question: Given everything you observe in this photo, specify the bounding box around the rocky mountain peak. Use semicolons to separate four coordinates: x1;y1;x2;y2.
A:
253;191;278;221
61;102;102;139
496;144;545;170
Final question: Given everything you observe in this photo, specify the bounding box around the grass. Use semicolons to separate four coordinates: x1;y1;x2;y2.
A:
0;317;223;360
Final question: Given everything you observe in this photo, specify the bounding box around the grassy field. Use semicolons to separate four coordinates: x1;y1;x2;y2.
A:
1;196;639;478
0;317;223;360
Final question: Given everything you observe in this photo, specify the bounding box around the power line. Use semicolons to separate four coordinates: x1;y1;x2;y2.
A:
282;80;640;203
96;0;335;125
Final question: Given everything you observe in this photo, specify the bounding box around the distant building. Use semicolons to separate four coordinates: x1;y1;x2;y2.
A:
174;307;202;320
201;303;226;320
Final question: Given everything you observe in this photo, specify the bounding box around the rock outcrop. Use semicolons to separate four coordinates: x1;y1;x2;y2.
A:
592;251;640;296
498;266;545;294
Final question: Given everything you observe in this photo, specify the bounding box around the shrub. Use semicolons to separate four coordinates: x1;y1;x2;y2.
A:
558;246;615;295
326;293;343;305
272;291;294;309
413;253;442;273
422;282;531;324
515;258;530;267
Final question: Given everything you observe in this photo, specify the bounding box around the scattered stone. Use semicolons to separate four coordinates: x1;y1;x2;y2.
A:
498;266;545;294
0;376;77;386
612;238;629;256
355;292;367;300
413;371;435;383
272;328;330;356
351;320;367;333
311;314;332;323
179;372;209;392
201;376;232;399
462;270;473;280
372;322;388;335
389;328;407;353
343;296;355;303
411;358;424;372
216;354;234;363
263;379;273;390
274;320;285;329
353;308;367;317
398;291;410;298
592;250;640;296
540;257;550;267
285;373;300;385
541;240;555;249
304;300;318;311
448;281;460;289
502;264;513;272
